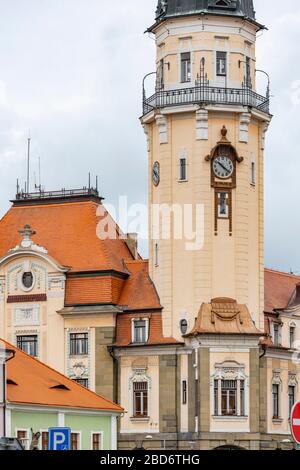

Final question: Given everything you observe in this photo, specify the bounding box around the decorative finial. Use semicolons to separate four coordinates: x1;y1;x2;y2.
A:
221;125;228;139
18;225;36;249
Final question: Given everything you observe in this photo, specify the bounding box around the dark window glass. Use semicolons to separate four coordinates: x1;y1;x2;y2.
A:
181;52;191;83
73;378;88;388
17;335;38;357
273;324;279;346
182;380;187;405
219;192;227;216
133;320;147;343
70;333;88;355
221;380;237;416
180;319;188;335
216;51;227;76
41;432;48;451
179;158;187;181
133;382;148;417
272;384;279;419
71;433;79;451
240;380;245;416
214;379;219;415
22;272;34;289
92;433;102;451
289;385;295;418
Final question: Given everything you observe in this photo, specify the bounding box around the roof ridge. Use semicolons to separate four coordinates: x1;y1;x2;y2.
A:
265;268;300;279
2;338;123;412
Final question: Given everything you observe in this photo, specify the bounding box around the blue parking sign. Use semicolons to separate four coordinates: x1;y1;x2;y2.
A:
48;427;71;451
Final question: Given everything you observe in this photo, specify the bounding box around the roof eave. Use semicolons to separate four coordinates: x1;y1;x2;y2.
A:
146;12;266;34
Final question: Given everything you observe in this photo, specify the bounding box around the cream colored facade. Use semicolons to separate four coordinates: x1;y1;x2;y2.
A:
143;14;270;341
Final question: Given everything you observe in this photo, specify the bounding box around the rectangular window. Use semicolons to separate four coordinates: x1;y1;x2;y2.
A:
273;324;279;346
159;59;164;89
216;51;227;76
289;385;295;418
155;243;159;267
245;56;251;87
71;433;80;451
272;384;279;419
182;380;187;405
290;327;296;349
240;380;245;416
92;433;102;451
181;52;191;83
41;432;49;451
16;430;29;450
133;382;148;417
214;380;219;415
179;158;187;181
16;335;38;357
221;380;237;416
251;162;256;185
133;319;147;343
70;333;88;356
73;378;89;388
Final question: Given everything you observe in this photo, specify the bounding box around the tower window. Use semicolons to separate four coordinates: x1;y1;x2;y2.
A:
245;56;251;88
216;51;227;77
155;243;159;267
182;380;187;405
180;319;188;335
218;192;229;218
181;53;191;83
179;158;187;181
251;162;256;185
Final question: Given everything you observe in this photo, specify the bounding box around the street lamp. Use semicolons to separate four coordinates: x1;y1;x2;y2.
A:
0;347;15;438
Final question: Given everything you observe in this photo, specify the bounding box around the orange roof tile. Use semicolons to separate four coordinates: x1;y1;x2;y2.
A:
113;311;179;347
264;269;300;313
0;201;134;273
119;260;162;310
2;339;123;412
65;275;125;306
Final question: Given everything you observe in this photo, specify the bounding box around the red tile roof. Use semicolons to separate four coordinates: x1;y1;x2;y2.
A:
113;311;179;347
264;268;300;313
2;338;123;412
0;201;134;273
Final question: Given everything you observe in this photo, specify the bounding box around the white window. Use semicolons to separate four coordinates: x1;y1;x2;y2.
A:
181;53;191;83
214;379;245;416
216;51;227;77
91;432;103;451
132;319;149;344
273;323;280;346
16;429;29;450
133;381;149;418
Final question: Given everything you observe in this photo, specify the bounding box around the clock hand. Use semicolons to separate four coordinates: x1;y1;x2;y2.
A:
217;162;229;173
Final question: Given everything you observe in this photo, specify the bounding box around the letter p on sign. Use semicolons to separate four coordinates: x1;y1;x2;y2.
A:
48;427;71;451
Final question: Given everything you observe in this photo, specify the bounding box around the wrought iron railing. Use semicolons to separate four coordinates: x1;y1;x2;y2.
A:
143;84;270;115
15;187;101;201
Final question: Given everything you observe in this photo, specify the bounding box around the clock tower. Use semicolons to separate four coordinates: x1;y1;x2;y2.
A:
142;0;271;339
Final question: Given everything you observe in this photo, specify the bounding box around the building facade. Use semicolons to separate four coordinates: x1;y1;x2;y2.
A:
0;0;299;451
1;338;122;450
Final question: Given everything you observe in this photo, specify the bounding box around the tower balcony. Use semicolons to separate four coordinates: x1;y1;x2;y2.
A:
143;83;270;117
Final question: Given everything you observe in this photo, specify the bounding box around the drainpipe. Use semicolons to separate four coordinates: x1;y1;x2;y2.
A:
0;348;15;438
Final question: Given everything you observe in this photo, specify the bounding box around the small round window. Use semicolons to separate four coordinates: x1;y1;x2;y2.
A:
22;272;34;290
180;319;188;335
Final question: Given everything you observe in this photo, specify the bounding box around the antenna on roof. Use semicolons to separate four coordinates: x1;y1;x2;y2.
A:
96;175;98;192
88;172;91;190
16;178;19;194
26;131;31;194
35;156;42;192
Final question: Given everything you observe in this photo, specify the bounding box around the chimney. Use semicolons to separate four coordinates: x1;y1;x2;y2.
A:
126;233;138;260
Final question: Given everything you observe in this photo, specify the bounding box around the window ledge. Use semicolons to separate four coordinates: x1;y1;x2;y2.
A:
212;415;248;421
69;355;89;358
178;179;188;183
272;418;283;424
130;417;150;423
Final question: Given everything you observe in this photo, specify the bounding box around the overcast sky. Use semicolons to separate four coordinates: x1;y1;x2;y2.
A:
0;0;299;273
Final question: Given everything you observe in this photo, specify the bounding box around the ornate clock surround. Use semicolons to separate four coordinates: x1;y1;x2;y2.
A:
205;126;244;236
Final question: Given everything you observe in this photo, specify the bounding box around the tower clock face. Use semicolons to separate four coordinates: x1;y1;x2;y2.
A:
213;156;234;179
152;161;160;186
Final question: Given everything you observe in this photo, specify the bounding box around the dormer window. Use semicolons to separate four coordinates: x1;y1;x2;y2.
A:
208;0;237;10
132;319;149;344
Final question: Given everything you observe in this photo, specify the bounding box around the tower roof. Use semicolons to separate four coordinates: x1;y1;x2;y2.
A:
153;0;263;30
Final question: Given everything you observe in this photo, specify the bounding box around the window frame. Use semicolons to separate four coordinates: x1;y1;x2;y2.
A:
132;381;149;418
70;431;81;451
131;318;149;344
180;52;191;83
15;428;30;450
216;51;227;77
16;334;38;357
288;385;295;418
69;332;89;356
182;380;187;405
272;383;280;419
91;431;104;451
179;157;188;182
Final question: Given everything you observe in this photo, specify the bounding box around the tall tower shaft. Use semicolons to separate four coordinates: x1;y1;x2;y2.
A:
142;0;271;339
